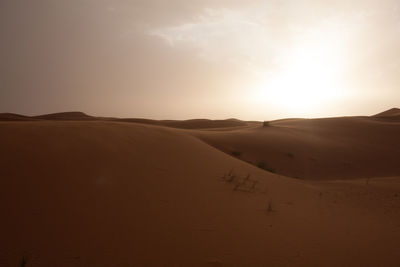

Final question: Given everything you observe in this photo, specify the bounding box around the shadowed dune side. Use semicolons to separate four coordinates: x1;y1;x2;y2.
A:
1;112;249;129
114;118;249;129
191;116;400;180
373;107;400;117
372;108;400;121
2;109;399;181
0;113;37;121
33;111;96;121
1;121;400;266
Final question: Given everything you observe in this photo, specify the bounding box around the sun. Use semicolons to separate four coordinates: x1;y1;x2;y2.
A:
250;26;349;116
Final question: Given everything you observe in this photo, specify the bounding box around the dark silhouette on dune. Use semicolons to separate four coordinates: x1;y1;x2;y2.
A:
0;111;248;129
373;107;400;117
33;111;95;121
0;113;37;121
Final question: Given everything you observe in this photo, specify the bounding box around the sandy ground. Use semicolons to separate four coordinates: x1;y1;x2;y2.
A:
1;113;400;266
192;116;400;179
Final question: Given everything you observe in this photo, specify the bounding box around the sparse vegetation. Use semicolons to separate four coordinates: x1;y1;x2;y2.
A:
267;200;274;213
226;172;236;182
233;174;258;192
257;161;276;173
257;162;266;169
222;170;258;192
285;152;294;159
263;121;270;127
222;169;236;183
20;255;28;267
231;150;242;158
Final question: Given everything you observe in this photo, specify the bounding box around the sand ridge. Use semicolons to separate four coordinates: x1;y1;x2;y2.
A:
191;115;400;180
0;112;249;129
0;110;399;266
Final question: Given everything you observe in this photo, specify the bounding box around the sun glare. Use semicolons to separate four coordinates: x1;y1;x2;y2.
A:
251;25;350;116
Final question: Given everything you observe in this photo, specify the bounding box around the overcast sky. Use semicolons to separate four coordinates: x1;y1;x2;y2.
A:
1;0;399;120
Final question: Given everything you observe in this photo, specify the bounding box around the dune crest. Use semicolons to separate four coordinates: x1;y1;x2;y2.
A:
0;111;249;129
192;115;400;180
0;113;36;121
373;107;400;117
33;111;95;120
0;119;400;266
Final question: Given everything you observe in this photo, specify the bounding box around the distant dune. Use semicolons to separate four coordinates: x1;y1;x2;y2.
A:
373;107;400;117
1;111;248;129
1;110;400;266
193;115;400;180
0;113;37;121
114;118;249;129
372;107;400;120
33;111;96;121
2;109;400;180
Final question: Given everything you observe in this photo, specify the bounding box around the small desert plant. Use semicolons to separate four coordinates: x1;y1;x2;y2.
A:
226;173;236;183
222;169;236;183
257;162;276;173
233;174;258;192
267;200;274;213
285;152;294;159
223;170;258;192
231;150;242;158
263;121;270;127
20;255;28;267
257;161;266;169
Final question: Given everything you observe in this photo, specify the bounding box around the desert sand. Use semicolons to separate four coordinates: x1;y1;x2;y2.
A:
1;109;400;266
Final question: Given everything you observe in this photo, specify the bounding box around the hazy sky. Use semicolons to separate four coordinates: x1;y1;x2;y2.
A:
1;0;399;120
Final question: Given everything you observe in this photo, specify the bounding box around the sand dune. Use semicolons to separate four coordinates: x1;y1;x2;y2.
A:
192;115;400;180
32;112;96;121
1;118;400;266
0;113;37;121
1;112;248;129
114;118;249;129
373;107;400;117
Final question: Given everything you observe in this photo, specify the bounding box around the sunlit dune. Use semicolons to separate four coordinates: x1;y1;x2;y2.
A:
1;110;400;266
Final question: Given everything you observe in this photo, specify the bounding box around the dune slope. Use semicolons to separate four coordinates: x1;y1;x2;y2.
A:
33;112;96;121
1;121;400;266
0;112;249;129
114;118;249;129
373;107;400;117
0;113;36;121
192;116;400;180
